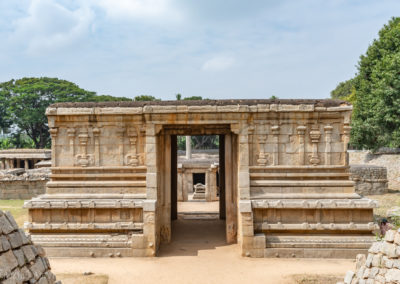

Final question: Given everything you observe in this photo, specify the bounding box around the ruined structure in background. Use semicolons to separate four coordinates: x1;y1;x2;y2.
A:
0;149;51;170
0;168;49;199
0;209;57;283
24;99;377;258
177;150;219;202
350;165;388;195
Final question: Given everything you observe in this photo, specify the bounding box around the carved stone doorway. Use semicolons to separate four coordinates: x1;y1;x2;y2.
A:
159;125;238;245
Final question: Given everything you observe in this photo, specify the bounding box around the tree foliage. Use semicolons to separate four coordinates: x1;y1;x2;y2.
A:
351;17;400;150
183;96;203;100
134;95;160;101
0;77;131;149
330;79;355;100
331;17;400;150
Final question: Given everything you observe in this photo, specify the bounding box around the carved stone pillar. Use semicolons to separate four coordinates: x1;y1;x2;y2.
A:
271;125;280;165
296;125;306;165
257;134;267;166
0;159;4;170
116;127;125;166
67;128;76;159
125;127;139;166
324;125;333;165
343;124;351;166
49;128;58;167
92;127;101;166
24;159;29;170
309;125;321;166
76;129;90;167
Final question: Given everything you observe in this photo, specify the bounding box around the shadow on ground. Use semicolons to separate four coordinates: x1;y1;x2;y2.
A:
158;219;228;257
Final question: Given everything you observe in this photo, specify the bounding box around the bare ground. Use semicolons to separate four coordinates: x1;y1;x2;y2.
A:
50;220;353;284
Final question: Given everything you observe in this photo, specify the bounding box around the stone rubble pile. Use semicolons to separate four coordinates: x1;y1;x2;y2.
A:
350;164;388;195
0;168;50;181
0;209;58;283
339;229;400;284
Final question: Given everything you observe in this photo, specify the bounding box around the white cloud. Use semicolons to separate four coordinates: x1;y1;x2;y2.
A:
94;0;181;22
202;56;235;71
12;0;93;54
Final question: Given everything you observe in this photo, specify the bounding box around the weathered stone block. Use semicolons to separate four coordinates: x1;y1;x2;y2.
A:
0;215;15;235
0;250;19;277
30;256;46;280
8;231;24;249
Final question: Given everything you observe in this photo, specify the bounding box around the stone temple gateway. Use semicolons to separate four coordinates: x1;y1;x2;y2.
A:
24;99;377;258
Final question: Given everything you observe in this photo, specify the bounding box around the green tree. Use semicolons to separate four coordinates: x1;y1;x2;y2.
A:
91;94;131;101
183;96;203;100
350;17;400;150
134;95;160;101
176;93;182;100
330;79;355;100
0;77;126;149
269;95;278;99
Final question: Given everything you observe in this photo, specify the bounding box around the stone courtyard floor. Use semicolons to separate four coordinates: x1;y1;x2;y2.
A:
49;219;353;284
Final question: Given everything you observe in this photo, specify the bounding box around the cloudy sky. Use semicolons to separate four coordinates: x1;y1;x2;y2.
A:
0;0;398;100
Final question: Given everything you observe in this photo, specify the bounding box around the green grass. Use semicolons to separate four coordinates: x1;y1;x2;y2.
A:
56;273;108;284
291;274;343;284
0;199;28;227
367;189;400;221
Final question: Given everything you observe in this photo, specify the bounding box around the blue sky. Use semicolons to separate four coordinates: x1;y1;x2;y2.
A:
0;0;398;100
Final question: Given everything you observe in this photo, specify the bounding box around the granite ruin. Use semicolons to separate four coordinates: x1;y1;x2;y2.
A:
24;99;378;258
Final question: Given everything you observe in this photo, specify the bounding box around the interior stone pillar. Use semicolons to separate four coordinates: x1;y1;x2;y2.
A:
209;164;218;201
16;159;21;168
205;170;211;201
185;136;191;159
177;165;183;201
181;169;189;201
24;159;29;170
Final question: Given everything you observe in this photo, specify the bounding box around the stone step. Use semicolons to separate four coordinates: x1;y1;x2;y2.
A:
251;180;354;187
251;198;377;209
250;172;350;179
47;181;146;187
254;222;377;231
25;221;144;231
51;173;146;179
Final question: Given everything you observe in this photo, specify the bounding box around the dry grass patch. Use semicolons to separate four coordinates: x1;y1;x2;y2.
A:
367;189;400;220
56;273;108;284
290;274;343;284
0;199;28;227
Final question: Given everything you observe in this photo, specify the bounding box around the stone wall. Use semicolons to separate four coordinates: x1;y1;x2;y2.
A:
0;169;49;200
0;209;57;283
350;150;400;190
339;229;400;284
350;165;388;195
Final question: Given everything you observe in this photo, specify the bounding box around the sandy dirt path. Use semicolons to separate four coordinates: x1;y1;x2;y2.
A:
50;220;354;284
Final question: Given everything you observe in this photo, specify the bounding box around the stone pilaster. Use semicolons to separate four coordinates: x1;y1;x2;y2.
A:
92;127;101;166
125;127;139;166
144;124;158;255
271;125;280;165
116;126;125;166
67;128;76;158
324;125;333;165
343;124;351;166
309;125;321;166
76;128;90;167
49;128;58;167
297;125;306;165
